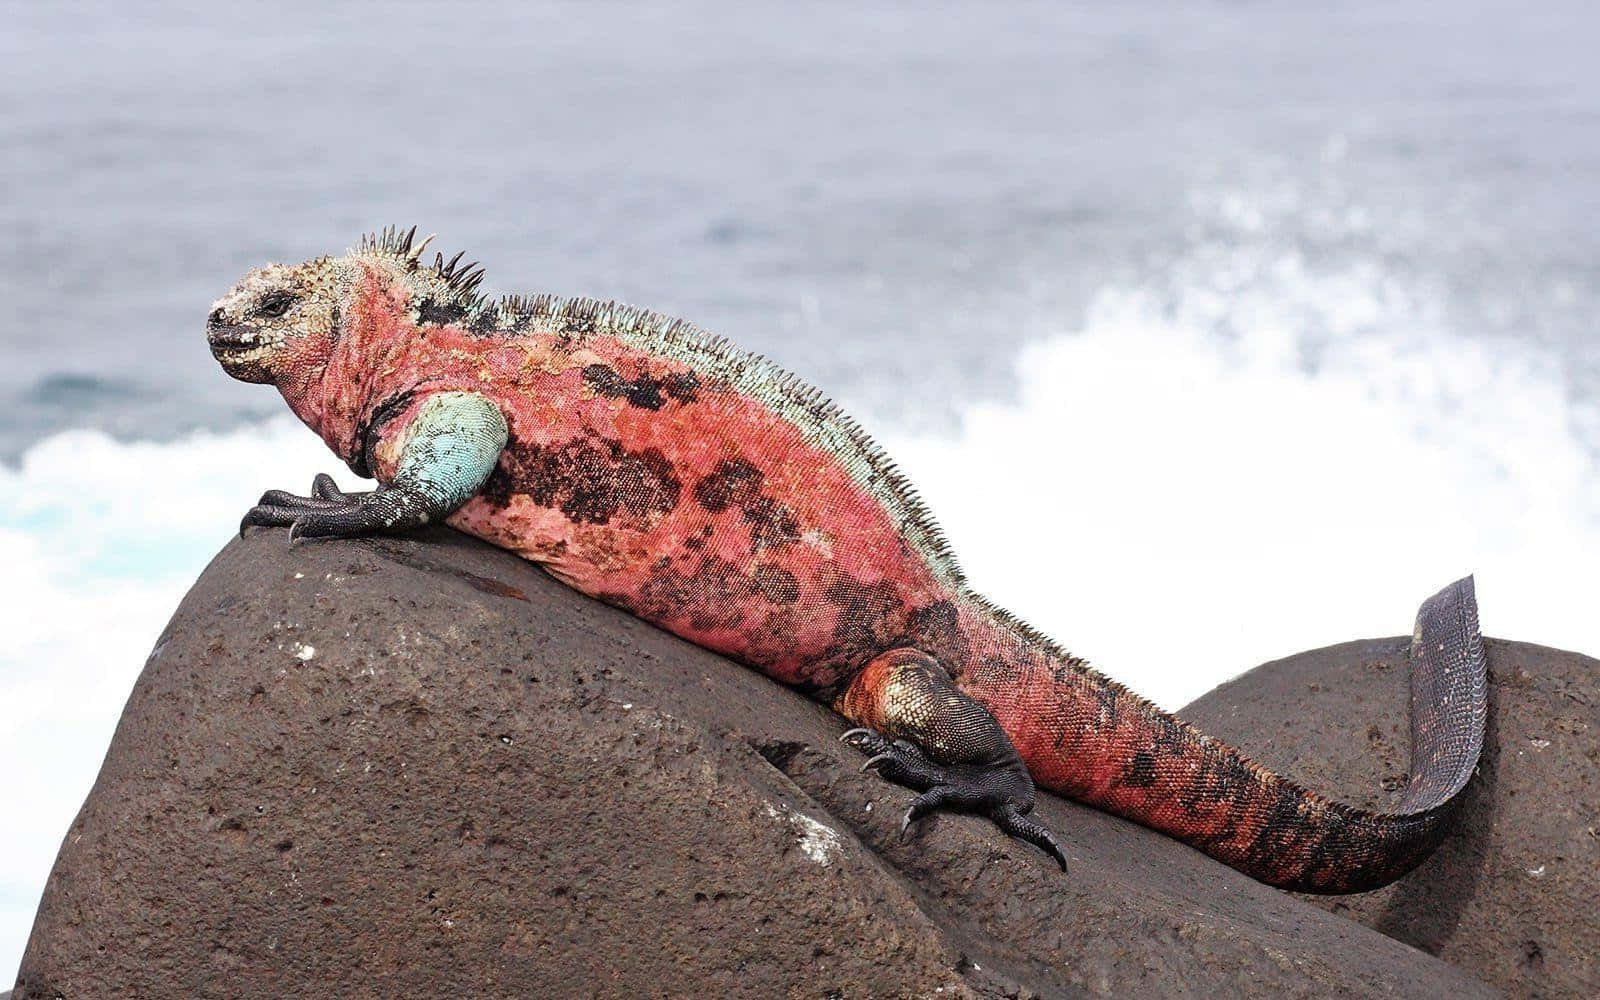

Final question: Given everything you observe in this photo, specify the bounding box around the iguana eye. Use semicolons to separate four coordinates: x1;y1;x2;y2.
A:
256;292;294;318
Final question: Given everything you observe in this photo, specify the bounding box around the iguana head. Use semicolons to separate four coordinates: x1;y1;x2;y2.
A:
206;254;347;384
207;227;485;385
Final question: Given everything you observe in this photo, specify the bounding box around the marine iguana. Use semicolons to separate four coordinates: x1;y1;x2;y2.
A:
207;226;1487;892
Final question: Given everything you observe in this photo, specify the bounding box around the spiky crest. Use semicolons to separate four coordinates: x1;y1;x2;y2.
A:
359;224;423;258
357;226;490;307
431;249;487;300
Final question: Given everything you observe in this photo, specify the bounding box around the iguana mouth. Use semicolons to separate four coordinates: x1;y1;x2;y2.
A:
206;323;279;383
206;325;268;356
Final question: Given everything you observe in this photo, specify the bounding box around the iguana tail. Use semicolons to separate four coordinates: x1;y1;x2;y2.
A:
989;577;1487;893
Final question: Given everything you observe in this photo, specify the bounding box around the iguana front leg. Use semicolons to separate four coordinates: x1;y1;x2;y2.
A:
837;648;1068;870
241;391;508;541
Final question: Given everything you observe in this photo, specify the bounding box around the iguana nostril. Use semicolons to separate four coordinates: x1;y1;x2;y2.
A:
208;307;226;326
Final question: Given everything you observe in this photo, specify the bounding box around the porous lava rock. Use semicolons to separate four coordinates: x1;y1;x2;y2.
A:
16;529;1504;998
1184;636;1599;998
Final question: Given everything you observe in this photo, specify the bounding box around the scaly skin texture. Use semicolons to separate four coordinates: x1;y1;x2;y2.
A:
208;228;1487;893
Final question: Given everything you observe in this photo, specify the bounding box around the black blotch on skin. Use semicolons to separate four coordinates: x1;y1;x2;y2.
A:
1184;819;1242;851
352;389;421;479
686;558;751;632
490;434;681;524
693;458;764;513
693;458;801;551
582;364;630;398
663;371;701;403
480;429;520;508
753;565;800;605
615;447;681;518
1297;816;1346;891
582;363;668;410
907;600;970;667
743;496;800;550
1123;751;1157;788
1095;683;1120;723
1242;782;1313;880
528;439;620;524
625;376;665;410
823;573;904;668
417;297;467;325
632;556;753;633
1179;743;1257;814
469;309;505;335
683;523;717;551
1150;712;1188;756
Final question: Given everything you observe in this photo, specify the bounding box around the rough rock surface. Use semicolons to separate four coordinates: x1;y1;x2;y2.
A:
1184;636;1599;999
17;530;1499;998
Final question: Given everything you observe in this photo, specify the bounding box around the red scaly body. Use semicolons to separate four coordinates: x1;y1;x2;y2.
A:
225;235;1484;893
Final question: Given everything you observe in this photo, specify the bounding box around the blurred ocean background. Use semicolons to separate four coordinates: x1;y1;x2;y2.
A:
4;0;1598;977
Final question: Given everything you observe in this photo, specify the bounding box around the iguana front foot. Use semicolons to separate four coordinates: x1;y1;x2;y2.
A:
836;651;1068;871
239;391;509;543
241;474;433;541
241;475;374;535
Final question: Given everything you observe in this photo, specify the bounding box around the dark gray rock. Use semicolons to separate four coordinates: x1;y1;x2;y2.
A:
16;530;1494;998
1184;637;1600;998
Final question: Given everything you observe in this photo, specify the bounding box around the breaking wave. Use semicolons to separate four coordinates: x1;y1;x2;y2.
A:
887;186;1597;707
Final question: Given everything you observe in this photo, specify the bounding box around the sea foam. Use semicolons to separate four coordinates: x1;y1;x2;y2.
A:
886;195;1596;708
0;417;365;977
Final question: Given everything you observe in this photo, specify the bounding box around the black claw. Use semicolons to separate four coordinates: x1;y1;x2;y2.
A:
241;471;387;543
242;499;374;543
838;726;892;756
286;503;390;542
861;752;895;774
240;503;303;535
900;787;954;840
850;737;947;790
311;473;348;501
257;489;345;511
994;804;1068;872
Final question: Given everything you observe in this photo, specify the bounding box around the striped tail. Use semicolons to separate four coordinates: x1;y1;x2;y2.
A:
995;577;1487;893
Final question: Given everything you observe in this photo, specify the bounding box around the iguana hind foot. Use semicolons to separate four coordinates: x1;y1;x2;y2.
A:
837;649;1068;871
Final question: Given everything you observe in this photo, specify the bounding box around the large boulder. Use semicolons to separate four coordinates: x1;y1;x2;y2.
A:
1184;636;1600;998
16;529;1498;998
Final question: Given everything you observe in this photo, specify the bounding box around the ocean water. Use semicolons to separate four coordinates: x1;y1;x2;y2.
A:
4;0;1598;979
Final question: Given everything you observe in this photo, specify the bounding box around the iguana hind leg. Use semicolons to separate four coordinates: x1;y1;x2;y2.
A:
837;648;1067;871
